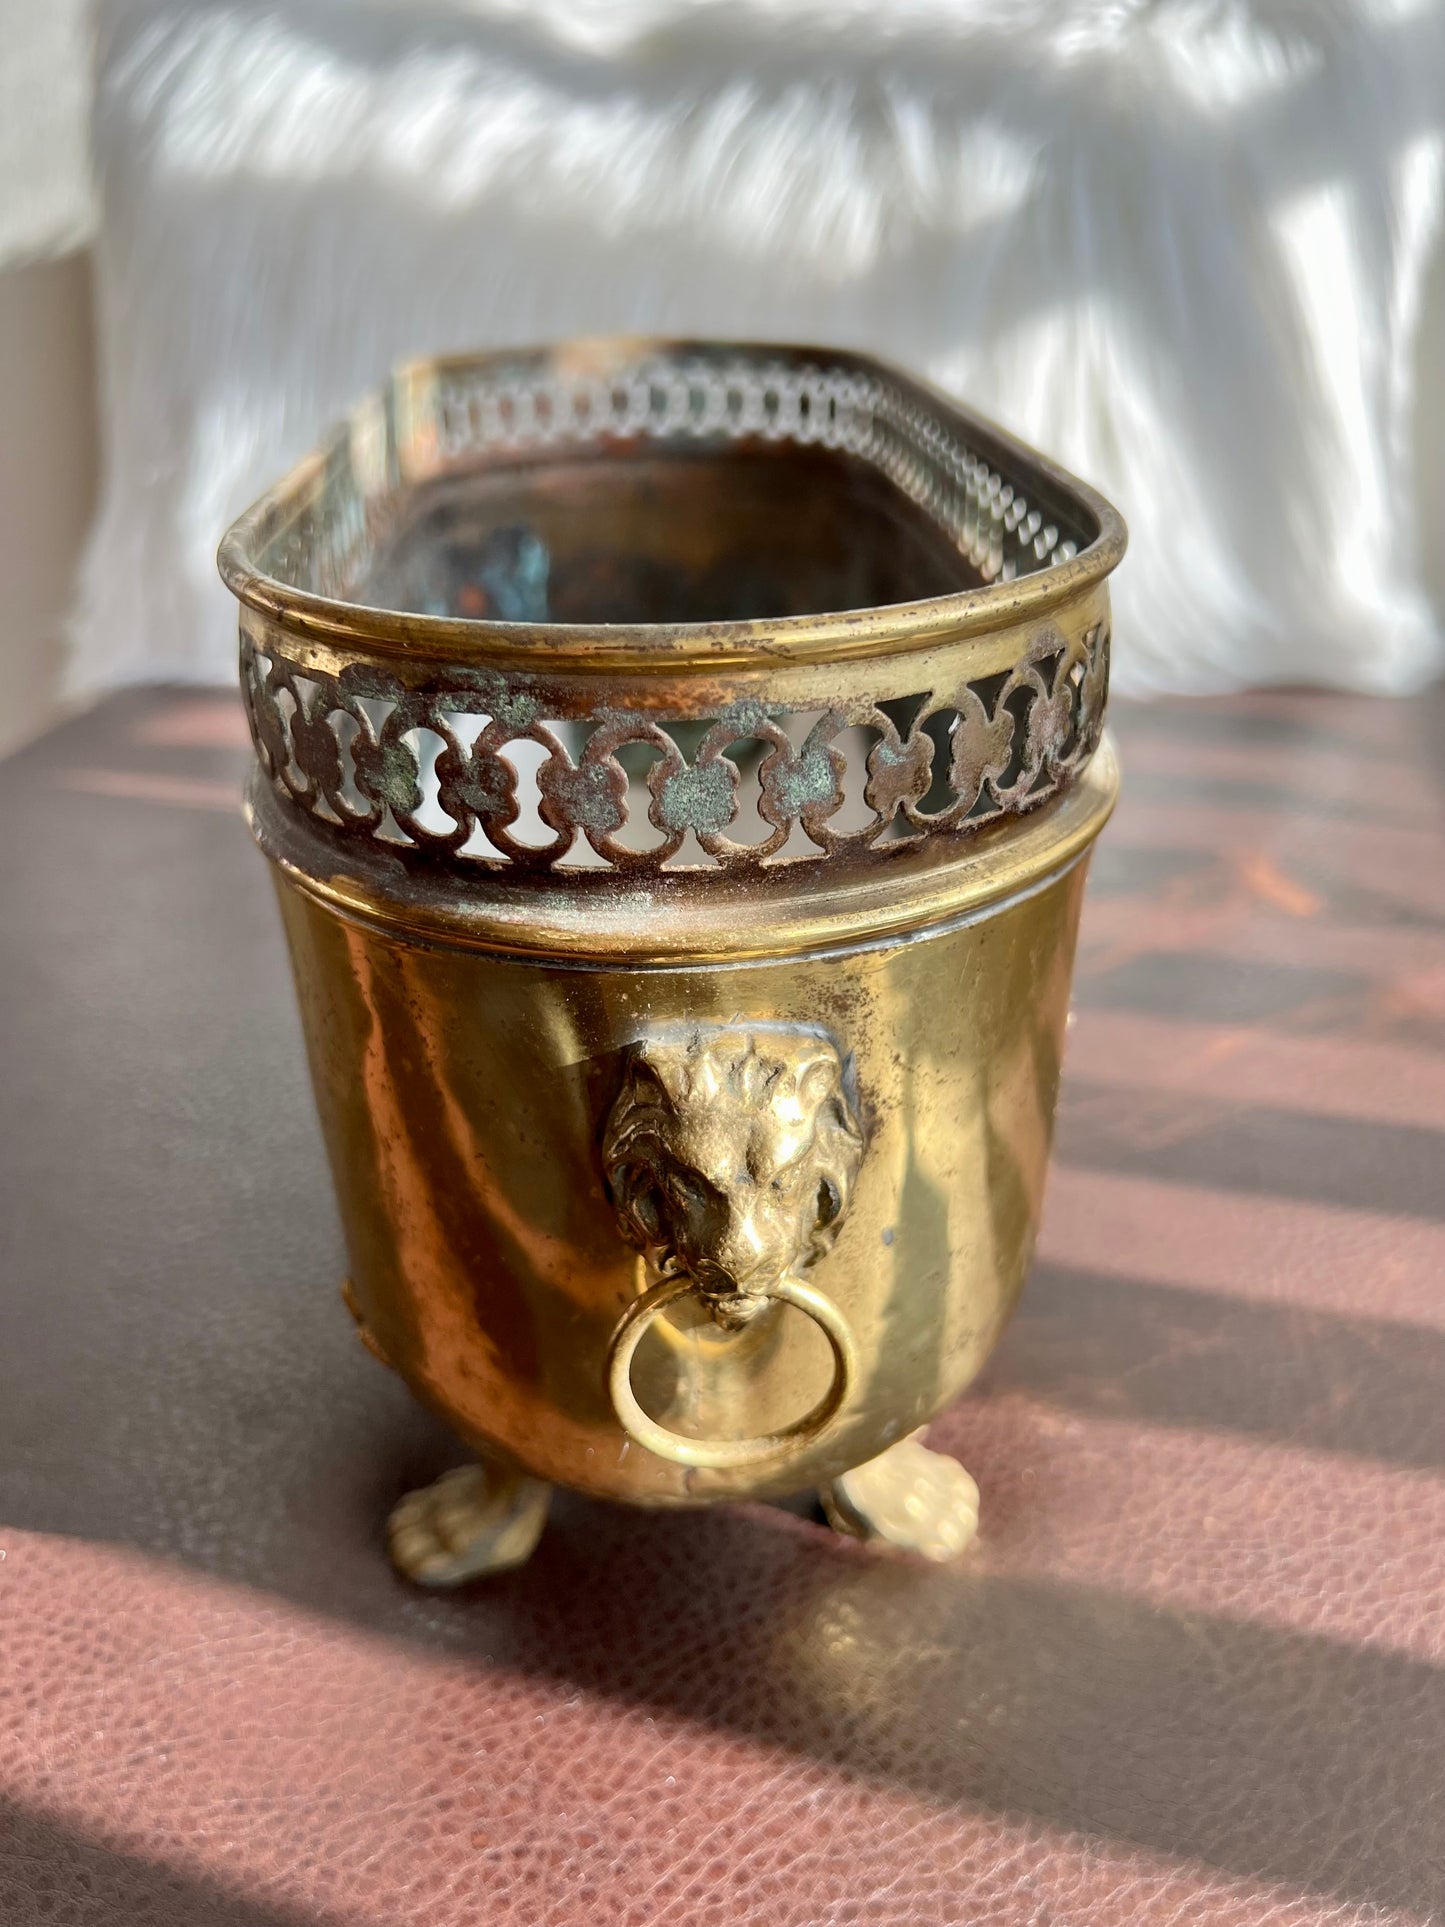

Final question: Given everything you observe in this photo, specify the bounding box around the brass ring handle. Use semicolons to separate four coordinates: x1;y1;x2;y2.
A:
605;1274;858;1471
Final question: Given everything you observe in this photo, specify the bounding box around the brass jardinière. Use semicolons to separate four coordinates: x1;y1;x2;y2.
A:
219;339;1124;1577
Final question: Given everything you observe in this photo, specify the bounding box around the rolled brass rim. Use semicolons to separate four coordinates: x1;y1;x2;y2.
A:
606;1274;857;1470
218;337;1126;672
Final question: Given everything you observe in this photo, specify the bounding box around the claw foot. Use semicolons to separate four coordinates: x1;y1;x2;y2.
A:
819;1431;979;1562
388;1462;550;1586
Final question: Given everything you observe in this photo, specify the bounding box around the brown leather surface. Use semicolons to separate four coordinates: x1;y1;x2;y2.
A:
3;686;1444;1924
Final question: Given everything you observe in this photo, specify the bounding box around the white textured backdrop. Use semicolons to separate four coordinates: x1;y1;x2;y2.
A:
0;0;97;752
73;0;1445;695
0;0;95;266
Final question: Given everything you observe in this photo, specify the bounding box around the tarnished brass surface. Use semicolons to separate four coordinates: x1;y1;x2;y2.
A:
268;791;1105;1505
222;337;1124;1526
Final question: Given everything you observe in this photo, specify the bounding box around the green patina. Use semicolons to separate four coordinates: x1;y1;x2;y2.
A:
459;779;510;818
717;699;772;738
445;666;540;732
869;738;912;770
657;759;737;834
378;740;422;816
554;761;625;834
766;746;839;817
488;689;541;731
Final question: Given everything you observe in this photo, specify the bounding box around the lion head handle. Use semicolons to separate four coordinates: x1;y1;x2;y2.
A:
601;1025;865;1326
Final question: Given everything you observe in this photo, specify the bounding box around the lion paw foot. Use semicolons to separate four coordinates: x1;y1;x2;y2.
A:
820;1432;979;1562
387;1462;550;1587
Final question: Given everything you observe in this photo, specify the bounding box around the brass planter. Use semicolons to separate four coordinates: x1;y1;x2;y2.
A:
219;339;1124;1577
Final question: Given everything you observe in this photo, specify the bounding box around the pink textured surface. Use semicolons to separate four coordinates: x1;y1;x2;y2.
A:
2;684;1444;1923
2;1526;1433;1927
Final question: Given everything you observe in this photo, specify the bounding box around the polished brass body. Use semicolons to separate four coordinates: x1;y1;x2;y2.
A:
220;338;1124;1540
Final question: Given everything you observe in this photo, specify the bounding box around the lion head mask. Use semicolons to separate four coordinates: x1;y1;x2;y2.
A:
601;1026;864;1316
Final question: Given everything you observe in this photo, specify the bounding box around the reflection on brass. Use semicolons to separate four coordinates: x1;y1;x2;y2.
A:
820;1430;981;1563
219;337;1124;1578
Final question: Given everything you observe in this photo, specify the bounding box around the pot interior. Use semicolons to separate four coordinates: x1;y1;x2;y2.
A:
353;446;985;627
